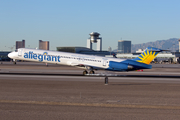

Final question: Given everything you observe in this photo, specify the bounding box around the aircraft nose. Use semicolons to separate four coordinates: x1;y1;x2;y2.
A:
8;52;14;58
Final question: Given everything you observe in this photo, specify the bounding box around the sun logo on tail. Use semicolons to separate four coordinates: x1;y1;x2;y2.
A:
136;49;159;64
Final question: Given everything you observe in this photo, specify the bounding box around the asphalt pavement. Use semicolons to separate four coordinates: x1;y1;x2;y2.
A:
0;62;180;120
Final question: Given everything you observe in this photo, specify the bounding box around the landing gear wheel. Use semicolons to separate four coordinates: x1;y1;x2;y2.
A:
89;70;95;74
13;61;16;64
83;70;88;75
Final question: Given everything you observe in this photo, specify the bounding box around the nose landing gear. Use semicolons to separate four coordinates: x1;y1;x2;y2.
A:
13;59;16;64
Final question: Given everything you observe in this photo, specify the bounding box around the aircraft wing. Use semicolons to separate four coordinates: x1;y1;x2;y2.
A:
67;61;99;69
67;61;89;67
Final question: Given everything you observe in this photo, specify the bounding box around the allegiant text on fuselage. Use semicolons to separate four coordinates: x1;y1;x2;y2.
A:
24;51;61;62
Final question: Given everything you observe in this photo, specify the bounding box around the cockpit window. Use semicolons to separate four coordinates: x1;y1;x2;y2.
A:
15;49;18;52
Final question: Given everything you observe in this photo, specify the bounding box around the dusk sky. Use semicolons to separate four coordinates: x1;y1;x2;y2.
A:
1;0;180;51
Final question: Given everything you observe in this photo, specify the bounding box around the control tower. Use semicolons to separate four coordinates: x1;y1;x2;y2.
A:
87;32;102;51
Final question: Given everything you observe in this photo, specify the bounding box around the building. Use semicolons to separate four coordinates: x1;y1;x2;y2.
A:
57;32;115;56
57;47;114;56
16;40;25;49
0;51;11;61
57;47;93;53
39;40;49;50
118;40;131;53
87;32;102;51
136;49;145;53
108;47;112;52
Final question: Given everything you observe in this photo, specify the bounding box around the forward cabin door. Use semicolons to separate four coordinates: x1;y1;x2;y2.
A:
18;49;22;56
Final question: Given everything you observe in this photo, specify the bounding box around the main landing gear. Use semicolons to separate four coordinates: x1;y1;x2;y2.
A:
89;70;94;74
83;70;95;75
83;70;88;75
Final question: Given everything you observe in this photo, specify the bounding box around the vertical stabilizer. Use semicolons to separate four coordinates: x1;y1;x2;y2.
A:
133;47;163;64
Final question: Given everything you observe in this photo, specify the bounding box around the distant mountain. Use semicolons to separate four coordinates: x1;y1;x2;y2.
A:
131;38;179;53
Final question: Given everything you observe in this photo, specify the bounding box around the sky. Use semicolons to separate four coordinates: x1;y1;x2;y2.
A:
0;0;180;51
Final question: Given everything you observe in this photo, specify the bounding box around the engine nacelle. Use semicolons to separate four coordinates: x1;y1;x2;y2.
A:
108;61;133;71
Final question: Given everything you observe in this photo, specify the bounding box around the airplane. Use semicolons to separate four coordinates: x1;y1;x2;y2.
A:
8;47;165;75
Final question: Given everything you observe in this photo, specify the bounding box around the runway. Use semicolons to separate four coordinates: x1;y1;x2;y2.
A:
1;62;180;119
1;74;180;84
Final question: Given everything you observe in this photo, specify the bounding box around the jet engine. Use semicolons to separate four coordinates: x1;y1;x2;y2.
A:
108;61;133;71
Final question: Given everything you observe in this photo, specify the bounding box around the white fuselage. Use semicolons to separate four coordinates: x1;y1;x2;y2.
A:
8;48;127;70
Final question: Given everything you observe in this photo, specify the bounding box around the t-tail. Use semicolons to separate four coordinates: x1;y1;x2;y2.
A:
133;47;166;64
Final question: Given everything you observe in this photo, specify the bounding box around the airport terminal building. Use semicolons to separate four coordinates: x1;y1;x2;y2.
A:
56;47;180;63
106;52;180;63
56;47;114;56
0;51;11;61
